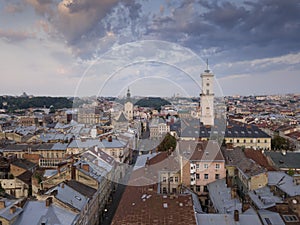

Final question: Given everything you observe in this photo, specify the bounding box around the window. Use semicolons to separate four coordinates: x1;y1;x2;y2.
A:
237;139;239;143
162;187;167;194
265;139;267;143
196;163;199;169
204;174;208;179
204;164;208;169
243;139;246;143
196;185;200;192
172;188;177;194
206;90;209;95
258;139;260;143
162;177;166;182
250;139;253;143
230;139;233;143
196;174;200;180
203;185;208;192
170;177;173;182
282;215;299;223
206;83;209;86
175;177;179;182
216;164;220;169
215;174;220;179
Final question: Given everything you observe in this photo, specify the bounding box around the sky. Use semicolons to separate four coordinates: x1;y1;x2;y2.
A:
0;0;299;97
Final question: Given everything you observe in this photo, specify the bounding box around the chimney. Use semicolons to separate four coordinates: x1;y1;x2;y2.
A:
242;195;251;212
71;165;76;180
61;183;65;188
234;210;239;221
108;136;112;142
231;185;237;199
0;200;6;209
82;164;89;172
226;175;232;188
10;206;16;214
45;197;52;207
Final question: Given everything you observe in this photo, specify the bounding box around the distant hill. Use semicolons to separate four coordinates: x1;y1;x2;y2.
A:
0;96;73;112
135;97;171;110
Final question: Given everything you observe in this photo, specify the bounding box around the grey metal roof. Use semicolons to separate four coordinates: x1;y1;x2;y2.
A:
134;153;158;170
248;186;283;209
50;182;89;211
195;213;262;225
180;120;270;139
51;143;68;151
68;138;126;149
265;152;300;169
75;149;115;183
268;171;300;196
258;210;285;225
13;201;78;225
207;179;242;214
0;199;22;221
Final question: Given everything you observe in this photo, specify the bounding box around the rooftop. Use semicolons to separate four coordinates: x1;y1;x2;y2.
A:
222;147;267;178
111;184;197;225
13;200;78;225
244;149;276;171
267;171;300;196
248;186;283;209
49;182;90;211
257;210;285;225
265;152;300;169
195;213;262;225
207;179;242;214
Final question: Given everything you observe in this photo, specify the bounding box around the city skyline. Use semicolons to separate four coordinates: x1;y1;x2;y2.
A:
1;0;299;97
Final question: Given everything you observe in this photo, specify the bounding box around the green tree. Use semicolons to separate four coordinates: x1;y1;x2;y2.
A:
271;135;289;150
157;133;177;152
287;168;295;176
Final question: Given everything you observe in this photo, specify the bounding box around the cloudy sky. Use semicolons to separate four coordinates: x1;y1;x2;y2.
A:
0;0;299;97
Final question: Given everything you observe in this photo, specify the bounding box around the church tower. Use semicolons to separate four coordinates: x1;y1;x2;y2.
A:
200;62;214;126
124;88;133;121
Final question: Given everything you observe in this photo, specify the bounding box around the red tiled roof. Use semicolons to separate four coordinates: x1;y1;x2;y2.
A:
111;184;196;225
244;149;276;171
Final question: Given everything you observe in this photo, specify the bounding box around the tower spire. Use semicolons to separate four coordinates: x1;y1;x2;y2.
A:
205;59;210;72
127;87;131;99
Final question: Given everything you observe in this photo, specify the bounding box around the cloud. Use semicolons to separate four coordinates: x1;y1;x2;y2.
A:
4;3;24;14
26;0;54;16
0;29;35;42
146;0;300;62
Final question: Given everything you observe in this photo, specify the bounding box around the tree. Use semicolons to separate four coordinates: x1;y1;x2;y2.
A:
271;135;289;150
157;133;177;152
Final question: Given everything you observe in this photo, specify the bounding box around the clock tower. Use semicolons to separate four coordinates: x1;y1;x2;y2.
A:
200;62;214;126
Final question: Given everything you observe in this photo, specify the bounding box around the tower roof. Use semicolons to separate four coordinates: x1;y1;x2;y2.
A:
126;88;131;99
116;112;128;122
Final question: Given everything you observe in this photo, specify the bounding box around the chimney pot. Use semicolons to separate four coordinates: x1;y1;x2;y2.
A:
45;197;52;207
234;210;239;221
82;164;89;172
10;206;16;214
0;200;6;209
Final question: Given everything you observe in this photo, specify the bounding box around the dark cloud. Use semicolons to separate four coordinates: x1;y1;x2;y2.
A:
24;0;300;62
145;0;300;63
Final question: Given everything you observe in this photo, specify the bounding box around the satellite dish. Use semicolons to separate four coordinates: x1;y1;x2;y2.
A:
292;199;298;204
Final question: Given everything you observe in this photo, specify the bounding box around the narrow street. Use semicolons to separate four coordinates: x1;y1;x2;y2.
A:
100;165;134;225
